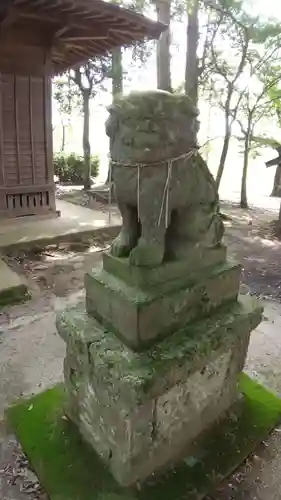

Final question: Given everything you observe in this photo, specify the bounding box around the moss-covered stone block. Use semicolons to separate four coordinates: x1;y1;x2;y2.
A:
85;262;241;350
102;245;227;292
56;296;263;487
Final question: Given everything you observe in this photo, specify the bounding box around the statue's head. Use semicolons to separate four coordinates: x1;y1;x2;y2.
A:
106;90;199;165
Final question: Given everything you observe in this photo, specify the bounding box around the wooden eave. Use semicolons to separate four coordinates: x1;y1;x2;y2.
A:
0;0;166;75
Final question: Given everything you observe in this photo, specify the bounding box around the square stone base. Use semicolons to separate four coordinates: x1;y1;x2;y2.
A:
85;261;241;350
57;296;263;487
102;245;227;292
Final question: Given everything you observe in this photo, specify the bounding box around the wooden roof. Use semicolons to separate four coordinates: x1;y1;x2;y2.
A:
0;0;165;75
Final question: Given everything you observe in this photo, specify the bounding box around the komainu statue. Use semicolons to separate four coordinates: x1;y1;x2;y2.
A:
106;90;224;267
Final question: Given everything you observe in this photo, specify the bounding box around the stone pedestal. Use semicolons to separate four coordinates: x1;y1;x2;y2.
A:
56;90;263;488
57;252;262;487
85;249;240;350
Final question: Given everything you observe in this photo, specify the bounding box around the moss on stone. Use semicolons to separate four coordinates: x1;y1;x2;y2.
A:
102;247;227;292
111;90;198;121
57;295;263;402
86;261;239;305
106;90;199;165
7;373;281;500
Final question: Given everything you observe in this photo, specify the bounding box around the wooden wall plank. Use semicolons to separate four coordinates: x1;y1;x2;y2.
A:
0;65;56;217
44;69;56;212
14;75;20;184
0;74;5;188
43;51;55;210
29;77;36;184
43;75;53;181
0;73;5;210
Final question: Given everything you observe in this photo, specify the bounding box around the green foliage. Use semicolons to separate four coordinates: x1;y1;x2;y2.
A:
251;135;280;150
249;23;281;43
53;57;111;119
53;74;80;116
54;153;99;185
70;56;111;100
266;80;281;130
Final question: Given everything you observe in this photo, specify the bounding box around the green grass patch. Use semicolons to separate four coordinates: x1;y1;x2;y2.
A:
7;374;281;500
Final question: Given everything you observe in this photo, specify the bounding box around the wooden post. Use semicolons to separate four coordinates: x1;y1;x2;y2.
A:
43;50;56;213
14;75;21;185
29;76;36;185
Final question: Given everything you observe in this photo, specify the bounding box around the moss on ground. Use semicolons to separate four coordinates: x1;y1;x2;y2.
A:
7;374;281;500
0;284;30;309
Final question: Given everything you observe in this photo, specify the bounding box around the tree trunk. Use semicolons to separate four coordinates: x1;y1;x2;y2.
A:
112;46;123;100
105;48;123;186
216;85;234;188
240;135;250;209
271;165;281;197
82;90;91;190
154;0;171;91
105;46;123;186
60;121;66;152
216;128;230;188
185;0;199;106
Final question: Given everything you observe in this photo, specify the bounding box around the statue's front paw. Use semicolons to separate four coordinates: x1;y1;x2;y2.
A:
129;239;164;267
110;230;134;258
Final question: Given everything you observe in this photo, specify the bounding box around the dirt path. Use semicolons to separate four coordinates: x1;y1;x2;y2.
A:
3;232;112;300
222;205;281;300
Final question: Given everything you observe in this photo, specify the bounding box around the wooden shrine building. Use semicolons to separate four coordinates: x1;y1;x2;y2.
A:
0;0;164;218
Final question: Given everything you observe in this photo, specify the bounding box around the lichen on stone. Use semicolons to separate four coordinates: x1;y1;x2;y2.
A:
105;90;225;267
57;295;262;405
106;90;199;165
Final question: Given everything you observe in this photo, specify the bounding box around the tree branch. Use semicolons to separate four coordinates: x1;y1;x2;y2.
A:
203;0;247;30
232;30;250;86
252;44;280;75
199;11;221;77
